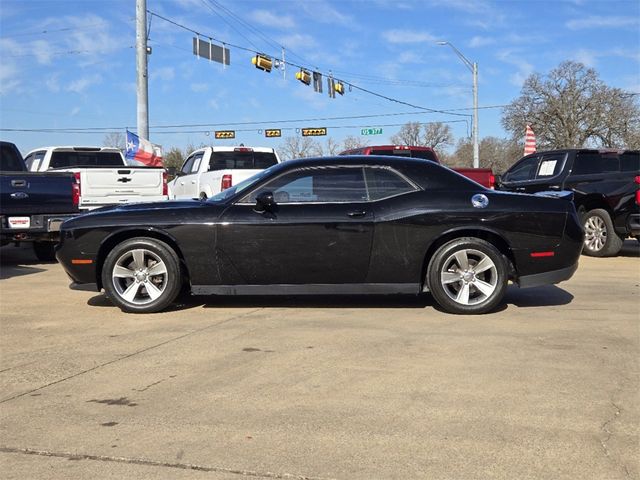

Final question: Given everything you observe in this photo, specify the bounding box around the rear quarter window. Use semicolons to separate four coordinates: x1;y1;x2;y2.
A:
620;151;640;172
365;167;417;200
572;152;620;175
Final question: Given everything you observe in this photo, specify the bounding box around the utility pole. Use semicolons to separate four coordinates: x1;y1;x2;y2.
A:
437;41;479;168
136;0;149;140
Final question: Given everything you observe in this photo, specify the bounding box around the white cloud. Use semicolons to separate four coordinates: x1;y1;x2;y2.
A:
0;62;20;95
382;30;437;44
66;74;102;93
152;67;175;82
190;83;209;92
277;33;318;50
496;50;534;87
300;1;352;26
469;36;495;48
46;74;61;93
567;15;639;30
250;9;296;29
69;107;81;117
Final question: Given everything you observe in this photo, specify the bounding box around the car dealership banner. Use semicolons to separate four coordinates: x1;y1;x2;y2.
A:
125;130;164;167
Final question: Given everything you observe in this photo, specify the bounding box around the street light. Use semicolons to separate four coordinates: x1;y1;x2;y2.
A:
437;41;479;168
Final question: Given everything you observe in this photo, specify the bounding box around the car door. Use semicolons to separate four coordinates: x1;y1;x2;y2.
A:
501;152;567;194
217;166;374;285
171;153;203;199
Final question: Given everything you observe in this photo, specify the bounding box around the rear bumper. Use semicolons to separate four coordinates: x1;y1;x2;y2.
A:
0;213;79;242
517;262;578;288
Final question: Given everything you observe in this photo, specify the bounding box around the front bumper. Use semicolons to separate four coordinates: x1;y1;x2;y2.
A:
517;261;578;288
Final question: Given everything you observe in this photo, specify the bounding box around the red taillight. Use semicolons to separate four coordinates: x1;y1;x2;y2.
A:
72;172;81;206
162;171;168;196
234;147;253;152
635;176;640;206
530;251;555;258
489;174;496;189
221;174;232;191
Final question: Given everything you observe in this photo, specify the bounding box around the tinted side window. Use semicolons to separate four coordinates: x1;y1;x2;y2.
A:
191;153;204;173
0;144;25;171
535;154;564;178
504;156;539;182
572;152;619;175
253;152;279;169
365;167;416;200
180;155;196;174
25;151;46;171
620;152;640;172
245;167;367;203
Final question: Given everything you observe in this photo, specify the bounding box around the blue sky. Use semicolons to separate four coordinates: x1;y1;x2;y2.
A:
1;0;639;155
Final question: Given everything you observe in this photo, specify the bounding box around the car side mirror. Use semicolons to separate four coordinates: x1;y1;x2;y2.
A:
166;167;177;176
255;191;275;212
494;174;502;187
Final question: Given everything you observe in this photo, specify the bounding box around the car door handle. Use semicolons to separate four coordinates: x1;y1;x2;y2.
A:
191;180;196;184
347;210;367;218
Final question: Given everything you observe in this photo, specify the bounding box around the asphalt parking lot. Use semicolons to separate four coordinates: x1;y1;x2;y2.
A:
0;242;638;480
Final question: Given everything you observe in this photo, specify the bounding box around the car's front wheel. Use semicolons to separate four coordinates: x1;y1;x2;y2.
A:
582;208;623;257
102;237;182;313
427;237;508;315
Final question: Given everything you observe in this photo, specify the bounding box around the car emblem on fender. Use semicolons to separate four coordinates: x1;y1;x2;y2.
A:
471;193;489;208
10;192;29;199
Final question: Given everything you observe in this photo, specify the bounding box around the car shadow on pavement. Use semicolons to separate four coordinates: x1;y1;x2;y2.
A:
503;284;574;308
89;286;573;313
0;245;50;279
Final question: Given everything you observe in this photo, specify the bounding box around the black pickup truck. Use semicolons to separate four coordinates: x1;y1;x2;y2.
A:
498;149;640;257
1;141;80;260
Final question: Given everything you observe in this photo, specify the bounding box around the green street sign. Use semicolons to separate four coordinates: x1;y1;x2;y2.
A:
361;127;383;136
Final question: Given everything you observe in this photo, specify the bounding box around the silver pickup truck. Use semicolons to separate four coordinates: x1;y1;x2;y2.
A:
25;146;168;210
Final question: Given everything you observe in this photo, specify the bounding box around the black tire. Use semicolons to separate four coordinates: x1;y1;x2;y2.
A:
427;237;508;315
33;241;57;262
101;237;182;313
582;209;623;257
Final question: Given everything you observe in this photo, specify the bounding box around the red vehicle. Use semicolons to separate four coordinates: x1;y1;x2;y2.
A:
339;145;495;189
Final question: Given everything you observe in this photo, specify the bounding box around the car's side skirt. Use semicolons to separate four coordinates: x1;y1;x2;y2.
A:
191;283;421;296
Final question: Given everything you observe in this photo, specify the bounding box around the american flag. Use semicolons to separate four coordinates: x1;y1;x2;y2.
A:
524;125;536;156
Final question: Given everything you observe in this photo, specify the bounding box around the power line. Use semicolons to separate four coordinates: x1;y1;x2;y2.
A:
146;10;472;119
0;22;109;39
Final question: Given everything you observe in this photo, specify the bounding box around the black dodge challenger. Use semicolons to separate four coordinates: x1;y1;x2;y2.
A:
56;156;584;315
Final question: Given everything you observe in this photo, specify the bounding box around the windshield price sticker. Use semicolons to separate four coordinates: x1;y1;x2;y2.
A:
538;160;557;176
8;216;30;229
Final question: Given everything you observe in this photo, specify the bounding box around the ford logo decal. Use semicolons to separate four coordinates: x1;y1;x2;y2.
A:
471;193;489;208
10;192;29;200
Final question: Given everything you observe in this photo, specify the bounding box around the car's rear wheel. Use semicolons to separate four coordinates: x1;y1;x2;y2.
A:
102;237;182;313
427;237;507;315
33;241;56;262
582;208;622;257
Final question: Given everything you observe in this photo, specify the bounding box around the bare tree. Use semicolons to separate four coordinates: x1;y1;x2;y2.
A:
390;122;422;146
423;122;453;150
502;61;640;149
103;132;125;150
341;135;369;151
318;137;341;156
164;147;185;170
278;136;321;160
446;137;521;173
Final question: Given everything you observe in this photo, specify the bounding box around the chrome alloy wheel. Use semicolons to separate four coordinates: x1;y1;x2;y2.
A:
440;248;498;306
584;215;607;252
111;248;168;305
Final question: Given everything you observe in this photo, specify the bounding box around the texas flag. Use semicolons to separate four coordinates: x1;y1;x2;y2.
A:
125;130;163;167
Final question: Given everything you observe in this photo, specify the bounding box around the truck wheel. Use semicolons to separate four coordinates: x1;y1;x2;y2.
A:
582;209;623;257
33;242;57;262
101;237;182;313
427;237;507;315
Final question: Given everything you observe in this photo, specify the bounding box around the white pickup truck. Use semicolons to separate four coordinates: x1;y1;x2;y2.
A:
25;146;168;210
168;146;281;200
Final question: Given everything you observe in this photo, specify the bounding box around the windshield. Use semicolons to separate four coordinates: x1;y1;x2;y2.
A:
207;163;281;202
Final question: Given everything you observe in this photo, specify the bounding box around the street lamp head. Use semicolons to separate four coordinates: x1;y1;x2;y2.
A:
436;41;449;46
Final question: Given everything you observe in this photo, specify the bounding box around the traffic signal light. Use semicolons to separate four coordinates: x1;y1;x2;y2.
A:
334;81;345;95
252;54;272;72
295;69;311;85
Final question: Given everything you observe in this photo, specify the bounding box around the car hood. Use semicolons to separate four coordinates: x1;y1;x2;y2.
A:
62;200;224;229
